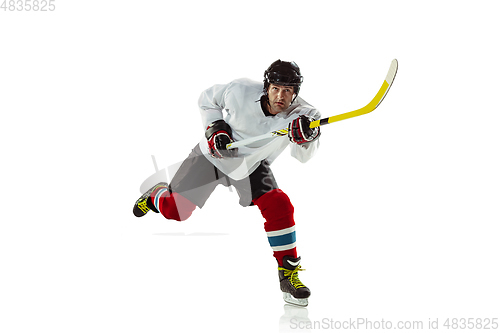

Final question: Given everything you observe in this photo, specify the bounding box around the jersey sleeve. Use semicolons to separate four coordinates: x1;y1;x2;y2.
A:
290;140;320;163
198;83;230;129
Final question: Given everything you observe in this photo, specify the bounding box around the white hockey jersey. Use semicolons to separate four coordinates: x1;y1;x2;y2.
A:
198;78;321;180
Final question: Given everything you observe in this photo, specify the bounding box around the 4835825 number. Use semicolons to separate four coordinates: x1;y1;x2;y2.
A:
443;318;498;330
1;0;56;11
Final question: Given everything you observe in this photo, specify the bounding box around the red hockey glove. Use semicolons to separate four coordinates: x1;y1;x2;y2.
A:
288;115;321;145
205;120;238;158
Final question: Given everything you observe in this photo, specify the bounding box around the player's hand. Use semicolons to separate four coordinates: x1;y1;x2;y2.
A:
205;120;238;158
288;115;321;145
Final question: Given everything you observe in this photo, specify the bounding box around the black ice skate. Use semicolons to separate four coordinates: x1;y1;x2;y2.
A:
132;182;169;217
278;256;311;307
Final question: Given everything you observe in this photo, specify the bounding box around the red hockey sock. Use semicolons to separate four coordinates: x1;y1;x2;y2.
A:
253;189;298;266
151;188;196;221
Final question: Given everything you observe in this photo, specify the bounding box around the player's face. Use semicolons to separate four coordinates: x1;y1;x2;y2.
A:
267;84;295;115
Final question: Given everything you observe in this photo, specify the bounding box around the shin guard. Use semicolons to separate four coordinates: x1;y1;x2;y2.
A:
253;189;298;266
151;188;196;222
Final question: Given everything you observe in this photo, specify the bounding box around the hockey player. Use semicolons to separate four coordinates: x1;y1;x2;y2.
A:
133;60;321;307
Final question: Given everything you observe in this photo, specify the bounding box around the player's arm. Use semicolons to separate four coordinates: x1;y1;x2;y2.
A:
198;83;229;129
198;82;238;158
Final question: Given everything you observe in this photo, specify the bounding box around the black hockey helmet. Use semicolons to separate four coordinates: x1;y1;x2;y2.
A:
263;60;303;96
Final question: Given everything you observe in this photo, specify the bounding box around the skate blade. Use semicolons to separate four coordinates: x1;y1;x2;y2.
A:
283;292;308;307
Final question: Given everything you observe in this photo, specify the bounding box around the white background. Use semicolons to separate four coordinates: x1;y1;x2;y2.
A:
1;1;499;332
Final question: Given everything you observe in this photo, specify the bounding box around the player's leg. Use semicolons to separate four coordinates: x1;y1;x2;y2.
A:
237;160;297;264
253;188;298;265
236;160;311;306
134;145;221;221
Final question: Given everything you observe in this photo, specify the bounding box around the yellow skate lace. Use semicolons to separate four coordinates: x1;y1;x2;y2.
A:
279;265;306;289
137;200;150;213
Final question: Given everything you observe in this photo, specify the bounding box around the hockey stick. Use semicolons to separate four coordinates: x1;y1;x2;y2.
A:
226;59;398;150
